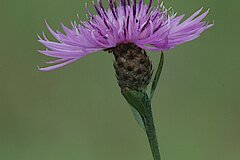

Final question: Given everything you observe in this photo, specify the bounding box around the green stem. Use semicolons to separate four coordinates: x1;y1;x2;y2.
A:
122;89;161;160
143;97;161;160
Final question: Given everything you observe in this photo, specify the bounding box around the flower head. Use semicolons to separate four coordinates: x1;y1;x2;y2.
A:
38;0;212;71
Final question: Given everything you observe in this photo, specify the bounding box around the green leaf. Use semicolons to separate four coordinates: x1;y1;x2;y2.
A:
130;106;146;130
150;52;164;100
122;89;145;115
122;88;147;130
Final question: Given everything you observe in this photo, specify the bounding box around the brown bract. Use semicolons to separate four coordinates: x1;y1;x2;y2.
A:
107;43;153;91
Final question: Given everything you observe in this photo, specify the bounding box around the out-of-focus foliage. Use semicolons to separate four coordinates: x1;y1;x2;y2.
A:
0;0;239;160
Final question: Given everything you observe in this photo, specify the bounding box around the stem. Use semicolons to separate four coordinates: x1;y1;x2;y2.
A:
143;98;161;160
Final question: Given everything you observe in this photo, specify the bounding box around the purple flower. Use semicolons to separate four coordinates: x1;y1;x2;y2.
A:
38;0;213;71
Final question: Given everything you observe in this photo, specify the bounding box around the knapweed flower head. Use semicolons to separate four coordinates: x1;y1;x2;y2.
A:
38;0;212;90
38;2;213;158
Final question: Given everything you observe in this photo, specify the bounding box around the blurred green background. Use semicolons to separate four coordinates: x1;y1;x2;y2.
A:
0;0;239;160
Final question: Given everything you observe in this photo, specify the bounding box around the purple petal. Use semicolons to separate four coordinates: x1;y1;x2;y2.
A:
38;1;213;71
38;58;78;72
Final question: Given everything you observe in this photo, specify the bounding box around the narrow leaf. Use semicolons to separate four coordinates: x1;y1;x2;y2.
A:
150;52;164;99
130;106;146;130
122;89;145;116
122;88;148;130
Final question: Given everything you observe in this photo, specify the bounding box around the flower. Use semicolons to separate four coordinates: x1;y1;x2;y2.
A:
38;0;213;71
